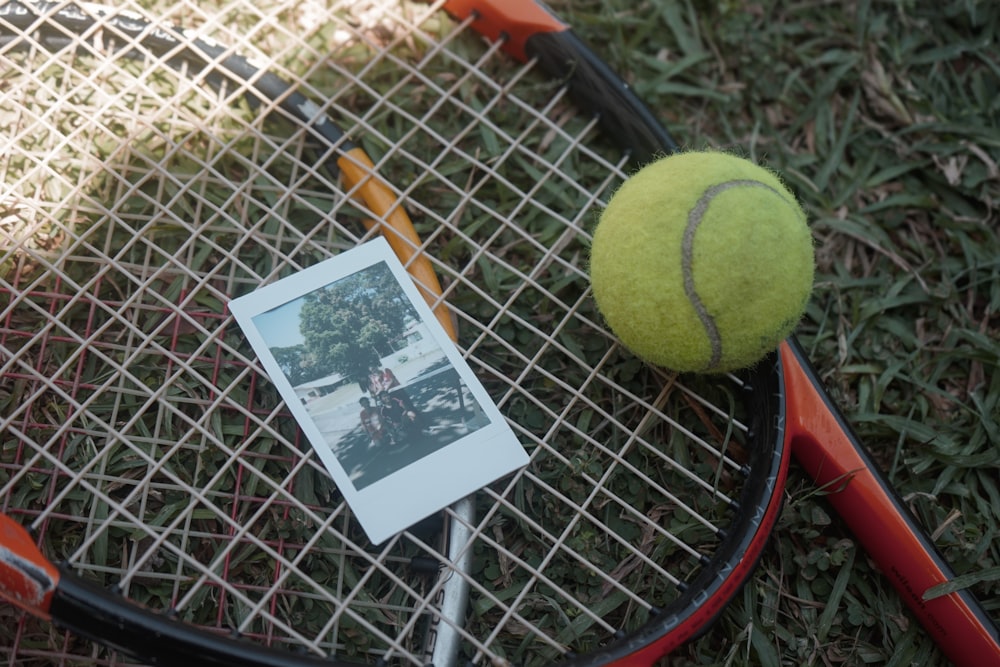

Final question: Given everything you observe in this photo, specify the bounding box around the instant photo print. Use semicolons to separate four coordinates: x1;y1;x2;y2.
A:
229;239;527;544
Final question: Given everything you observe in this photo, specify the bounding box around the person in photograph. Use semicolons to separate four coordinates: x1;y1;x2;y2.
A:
376;391;421;438
367;364;400;396
359;397;386;446
368;364;419;416
370;363;437;439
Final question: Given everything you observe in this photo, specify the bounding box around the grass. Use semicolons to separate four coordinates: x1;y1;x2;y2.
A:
550;0;999;664
1;0;997;666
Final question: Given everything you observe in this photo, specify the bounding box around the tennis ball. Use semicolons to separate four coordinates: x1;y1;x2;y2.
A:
589;151;814;373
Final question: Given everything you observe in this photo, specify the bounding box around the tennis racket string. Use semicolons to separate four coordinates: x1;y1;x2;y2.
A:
2;1;759;664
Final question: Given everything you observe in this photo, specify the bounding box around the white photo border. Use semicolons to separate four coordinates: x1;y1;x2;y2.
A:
228;238;527;544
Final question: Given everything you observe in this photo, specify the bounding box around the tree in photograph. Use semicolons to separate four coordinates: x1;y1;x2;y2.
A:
298;261;416;384
271;344;309;386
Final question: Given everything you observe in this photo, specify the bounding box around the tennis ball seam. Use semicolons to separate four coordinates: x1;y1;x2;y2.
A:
681;178;804;371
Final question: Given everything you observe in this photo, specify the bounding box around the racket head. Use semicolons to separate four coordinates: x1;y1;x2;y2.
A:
2;1;791;664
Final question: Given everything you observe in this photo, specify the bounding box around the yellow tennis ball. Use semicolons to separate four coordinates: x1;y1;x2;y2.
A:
589;151;814;373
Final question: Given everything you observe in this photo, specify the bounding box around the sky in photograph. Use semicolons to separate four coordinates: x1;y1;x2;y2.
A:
253;297;306;349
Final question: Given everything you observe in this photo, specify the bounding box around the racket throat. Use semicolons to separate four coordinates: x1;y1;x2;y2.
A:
427;496;475;667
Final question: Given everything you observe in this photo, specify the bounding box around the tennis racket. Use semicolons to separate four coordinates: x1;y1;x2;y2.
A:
1;1;997;666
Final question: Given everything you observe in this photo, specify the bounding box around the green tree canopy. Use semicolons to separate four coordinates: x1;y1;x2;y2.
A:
297;261;416;385
271;344;309;386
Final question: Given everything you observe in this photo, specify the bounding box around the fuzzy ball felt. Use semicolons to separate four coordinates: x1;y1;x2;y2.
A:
589;151;814;373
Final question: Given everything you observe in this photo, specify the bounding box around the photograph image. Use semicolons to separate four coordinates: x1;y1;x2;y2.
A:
229;239;526;543
251;260;490;490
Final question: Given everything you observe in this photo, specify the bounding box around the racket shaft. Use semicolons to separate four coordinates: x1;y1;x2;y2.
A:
780;340;1000;666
